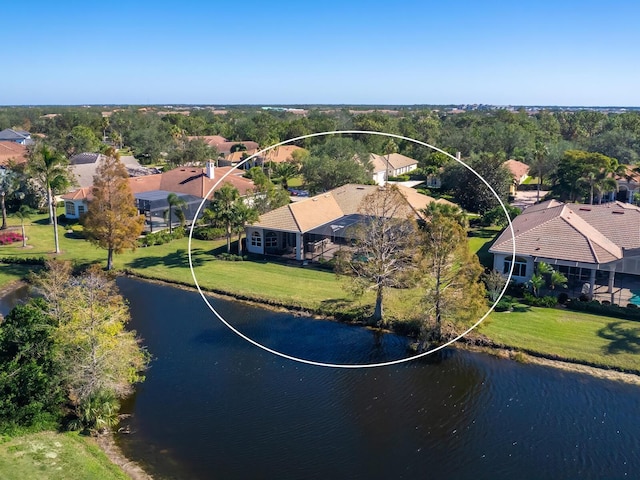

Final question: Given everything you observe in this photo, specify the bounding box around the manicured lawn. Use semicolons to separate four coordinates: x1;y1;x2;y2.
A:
481;307;640;373
0;431;128;480
468;226;501;268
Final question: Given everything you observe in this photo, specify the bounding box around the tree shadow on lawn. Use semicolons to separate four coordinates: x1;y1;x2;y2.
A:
125;248;208;270
468;228;501;239
598;321;640;355
319;298;371;322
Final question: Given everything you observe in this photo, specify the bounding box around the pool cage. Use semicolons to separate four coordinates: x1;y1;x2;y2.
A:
135;190;208;232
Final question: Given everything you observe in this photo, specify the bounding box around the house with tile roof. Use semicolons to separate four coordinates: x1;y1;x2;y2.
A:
489;199;640;298
504;159;530;195
369;153;419;185
0;128;33;145
187;135;259;157
615;165;640;203
246;183;453;261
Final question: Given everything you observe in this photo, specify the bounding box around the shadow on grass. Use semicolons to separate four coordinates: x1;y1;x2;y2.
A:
126;248;208;270
0;262;41;278
476;242;494;268
469;228;501;239
319;298;371;322
598;321;640;354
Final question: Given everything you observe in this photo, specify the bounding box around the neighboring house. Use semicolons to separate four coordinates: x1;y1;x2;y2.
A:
65;161;256;230
615;166;640;203
246;183;454;261
0;128;33;145
489;199;640;298
219;148;259;168
504;159;530;195
187;135;259;158
369;153;419;185
0;141;28;167
262;145;306;164
61;187;92;219
70;152;143;188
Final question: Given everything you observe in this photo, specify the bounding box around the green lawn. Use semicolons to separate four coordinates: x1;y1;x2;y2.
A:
481;307;640;373
468;226;501;268
0;431;128;480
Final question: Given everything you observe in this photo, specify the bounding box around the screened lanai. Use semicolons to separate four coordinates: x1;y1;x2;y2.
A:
135;190;206;232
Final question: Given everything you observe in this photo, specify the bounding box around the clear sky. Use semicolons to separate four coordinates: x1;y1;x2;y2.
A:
2;0;639;106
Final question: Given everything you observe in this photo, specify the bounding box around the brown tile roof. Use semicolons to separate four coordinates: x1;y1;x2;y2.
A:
61;187;93;201
616;165;640;184
255;183;446;233
187;135;227;146
226;149;258;163
0;141;27;166
187;136;259;155
504;159;530;183
490;200;633;266
369;153;418;173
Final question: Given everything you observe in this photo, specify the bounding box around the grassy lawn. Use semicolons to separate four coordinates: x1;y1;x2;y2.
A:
481;307;640;372
0;431;128;480
2;211;639;373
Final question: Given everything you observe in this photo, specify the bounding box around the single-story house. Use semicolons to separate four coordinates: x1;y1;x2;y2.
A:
0;128;33;145
504;159;530;195
187;135;259;158
369;153;419;185
246;183;454;261
63;161;256;229
70;152;143;188
489;199;640;298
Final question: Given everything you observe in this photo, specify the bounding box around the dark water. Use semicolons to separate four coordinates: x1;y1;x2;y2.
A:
0;284;29;317
112;278;640;478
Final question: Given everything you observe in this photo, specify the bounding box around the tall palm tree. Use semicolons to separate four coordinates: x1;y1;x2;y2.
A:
27;145;72;253
232;202;258;256
166;193;187;234
273;162;300;190
13;205;31;248
0;167;19;230
207;183;240;253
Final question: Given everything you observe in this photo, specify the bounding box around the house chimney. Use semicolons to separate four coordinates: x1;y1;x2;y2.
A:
206;160;215;179
456;152;461;161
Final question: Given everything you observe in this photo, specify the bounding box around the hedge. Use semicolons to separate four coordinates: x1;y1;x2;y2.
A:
566;299;640;321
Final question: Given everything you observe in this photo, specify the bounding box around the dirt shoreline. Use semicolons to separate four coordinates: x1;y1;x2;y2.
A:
94;434;153;480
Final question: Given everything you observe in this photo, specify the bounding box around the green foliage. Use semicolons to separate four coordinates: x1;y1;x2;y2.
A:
523;292;558;308
139;228;185;246
67;390;120;434
481;204;521;227
483;269;507;302
192;226;226;240
567;298;640;320
0;299;65;429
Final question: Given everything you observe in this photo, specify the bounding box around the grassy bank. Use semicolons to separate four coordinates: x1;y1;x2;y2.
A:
0;431;128;480
2;212;639;375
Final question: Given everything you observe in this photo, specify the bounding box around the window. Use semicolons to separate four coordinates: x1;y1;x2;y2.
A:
265;231;278;248
78;205;85;216
250;231;262;247
65;202;75;216
504;256;527;277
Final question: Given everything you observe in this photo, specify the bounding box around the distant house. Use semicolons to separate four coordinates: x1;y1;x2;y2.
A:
64;161;256;230
615;166;640;203
246;183;454;262
0;128;33;145
0;141;28;167
187;135;259;158
69;152;143;188
503;159;530;195
369;153;419;185
489;199;640;298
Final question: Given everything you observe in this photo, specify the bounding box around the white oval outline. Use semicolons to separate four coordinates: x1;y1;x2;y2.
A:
188;130;516;368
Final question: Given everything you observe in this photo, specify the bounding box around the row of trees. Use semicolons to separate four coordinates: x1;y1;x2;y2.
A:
336;186;486;349
0;262;148;432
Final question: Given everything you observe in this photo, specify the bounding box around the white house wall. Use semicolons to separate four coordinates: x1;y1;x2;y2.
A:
245;227;264;255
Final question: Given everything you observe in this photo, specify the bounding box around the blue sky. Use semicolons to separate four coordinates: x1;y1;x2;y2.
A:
2;0;639;106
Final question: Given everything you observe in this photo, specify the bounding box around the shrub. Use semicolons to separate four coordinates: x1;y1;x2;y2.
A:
627;303;639;309
193;227;226;241
494;300;513;312
0;231;23;245
216;253;244;261
567;299;640;321
557;292;569;305
523;292;557;308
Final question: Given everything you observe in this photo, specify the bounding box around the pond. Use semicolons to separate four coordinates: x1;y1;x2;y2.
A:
112;277;640;479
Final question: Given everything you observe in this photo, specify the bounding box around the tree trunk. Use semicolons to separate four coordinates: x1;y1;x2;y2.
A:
21;222;26;247
237;232;243;256
536;172;541;203
0;192;6;229
226;226;231;253
168;206;173;234
107;248;113;271
50;187;61;254
372;285;384;325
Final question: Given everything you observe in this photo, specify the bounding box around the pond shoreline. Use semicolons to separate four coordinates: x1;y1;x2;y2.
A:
122;271;640;385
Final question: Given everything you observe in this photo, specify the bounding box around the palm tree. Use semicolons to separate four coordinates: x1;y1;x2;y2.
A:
232;202;258;256
27;145;72;254
207;183;240;253
13;205;31;248
0;167;19;230
531;140;549;202
166;193;187;234
528;273;545;297
273;161;300;190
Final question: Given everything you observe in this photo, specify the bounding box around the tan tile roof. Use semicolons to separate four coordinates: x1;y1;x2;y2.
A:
0;141;27;166
255;183;444;233
504;159;530;183
187;135;227;146
263;145;306;163
369;153;418;173
490;200;629;266
566;201;640;249
226;149;258;163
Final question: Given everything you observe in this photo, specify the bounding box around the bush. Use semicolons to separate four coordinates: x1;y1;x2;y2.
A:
216;253;244;261
523;292;557;308
193;227;226;241
494;300;513;312
558;292;569;305
567;299;640;321
0;231;23;245
627;303;639;309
